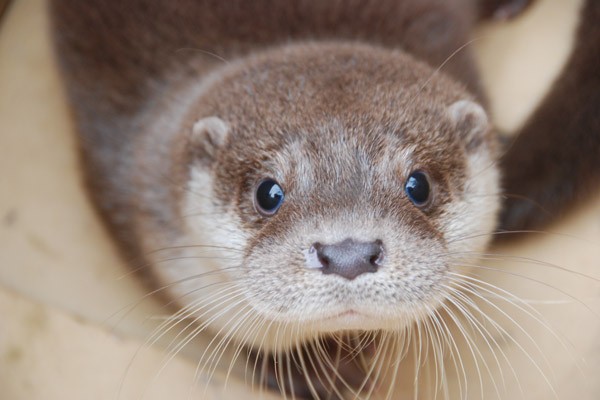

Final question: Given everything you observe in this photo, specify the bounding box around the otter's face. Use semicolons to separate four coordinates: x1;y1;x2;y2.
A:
171;44;499;349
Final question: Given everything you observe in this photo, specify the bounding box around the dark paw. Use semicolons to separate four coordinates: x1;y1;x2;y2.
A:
251;336;374;400
498;195;549;236
479;0;535;21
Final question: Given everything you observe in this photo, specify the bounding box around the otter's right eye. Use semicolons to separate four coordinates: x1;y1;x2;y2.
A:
255;179;285;216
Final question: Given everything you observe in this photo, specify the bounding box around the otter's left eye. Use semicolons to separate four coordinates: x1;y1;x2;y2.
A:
405;171;431;206
255;179;285;216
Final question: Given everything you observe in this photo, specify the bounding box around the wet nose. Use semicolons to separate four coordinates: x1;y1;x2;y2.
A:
312;238;384;280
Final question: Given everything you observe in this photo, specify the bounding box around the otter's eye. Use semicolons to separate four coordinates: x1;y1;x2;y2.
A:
255;179;285;216
405;171;430;206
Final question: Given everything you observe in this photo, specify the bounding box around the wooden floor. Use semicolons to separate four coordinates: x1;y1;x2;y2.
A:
1;0;598;399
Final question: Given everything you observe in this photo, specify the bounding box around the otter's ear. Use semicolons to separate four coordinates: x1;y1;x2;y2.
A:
190;116;228;162
447;100;489;151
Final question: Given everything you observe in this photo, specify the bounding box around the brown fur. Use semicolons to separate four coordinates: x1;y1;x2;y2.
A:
49;0;484;288
498;0;600;232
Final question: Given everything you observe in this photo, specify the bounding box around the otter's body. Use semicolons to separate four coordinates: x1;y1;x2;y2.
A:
49;0;598;398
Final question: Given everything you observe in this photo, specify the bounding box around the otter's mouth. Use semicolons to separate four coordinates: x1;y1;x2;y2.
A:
315;310;376;331
328;310;359;319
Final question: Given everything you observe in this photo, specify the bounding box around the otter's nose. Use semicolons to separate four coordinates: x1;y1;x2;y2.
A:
312;239;384;280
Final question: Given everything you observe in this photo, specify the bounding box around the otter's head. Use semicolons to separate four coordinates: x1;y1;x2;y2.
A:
165;43;499;351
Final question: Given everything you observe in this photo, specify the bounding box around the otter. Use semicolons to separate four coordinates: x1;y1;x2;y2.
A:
49;0;598;398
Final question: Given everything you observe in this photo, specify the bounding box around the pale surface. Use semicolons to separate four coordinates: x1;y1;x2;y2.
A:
0;0;598;399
